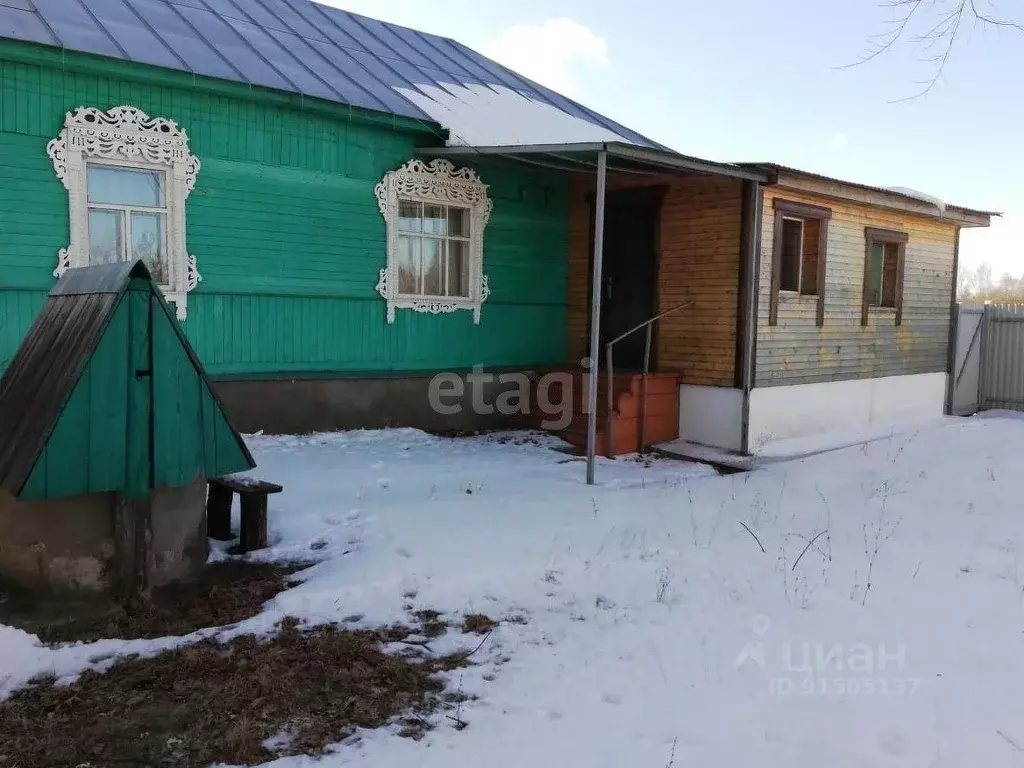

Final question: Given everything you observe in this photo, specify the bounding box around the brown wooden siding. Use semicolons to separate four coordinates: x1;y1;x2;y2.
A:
567;174;743;387
757;187;958;386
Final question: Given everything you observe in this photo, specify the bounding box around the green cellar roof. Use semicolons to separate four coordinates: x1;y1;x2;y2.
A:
0;260;254;500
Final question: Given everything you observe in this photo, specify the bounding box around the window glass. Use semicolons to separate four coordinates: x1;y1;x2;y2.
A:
131;212;166;283
422;204;446;235
421;237;442;295
868;241;901;308
448;207;469;238
395;200;475;298
88;166;164;207
868;242;885;305
800;219;820;295
397;235;419;294
780;217;803;292
88;209;123;264
882;242;900;307
448;240;470;297
398;201;422;232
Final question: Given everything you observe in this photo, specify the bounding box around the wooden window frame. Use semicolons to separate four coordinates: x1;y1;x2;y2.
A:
861;227;909;326
769;199;831;327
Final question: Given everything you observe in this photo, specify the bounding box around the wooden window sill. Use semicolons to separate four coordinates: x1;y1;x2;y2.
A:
867;306;898;323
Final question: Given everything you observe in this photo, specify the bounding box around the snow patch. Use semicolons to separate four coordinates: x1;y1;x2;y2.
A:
395;82;631;147
887;186;947;215
6;424;1024;766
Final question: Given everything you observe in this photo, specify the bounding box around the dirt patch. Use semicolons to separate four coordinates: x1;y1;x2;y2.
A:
2;561;310;645
0;617;472;767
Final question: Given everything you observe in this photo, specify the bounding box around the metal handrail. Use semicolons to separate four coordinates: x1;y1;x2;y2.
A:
602;300;694;456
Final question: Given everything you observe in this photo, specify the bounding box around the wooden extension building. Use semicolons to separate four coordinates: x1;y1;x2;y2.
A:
0;1;994;458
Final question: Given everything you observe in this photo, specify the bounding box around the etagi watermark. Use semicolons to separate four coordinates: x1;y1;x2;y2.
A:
427;362;599;431
733;615;920;697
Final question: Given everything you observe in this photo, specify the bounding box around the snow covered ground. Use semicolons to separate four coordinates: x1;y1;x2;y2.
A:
5;417;1024;766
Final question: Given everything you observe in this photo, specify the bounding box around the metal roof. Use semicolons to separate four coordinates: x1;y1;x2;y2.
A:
427;142;773;183
0;0;660;148
740;163;999;219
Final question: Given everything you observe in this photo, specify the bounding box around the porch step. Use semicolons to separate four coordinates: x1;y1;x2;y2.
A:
519;369;682;456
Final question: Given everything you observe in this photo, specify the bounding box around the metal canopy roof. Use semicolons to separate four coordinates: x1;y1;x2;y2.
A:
741;163;999;219
0;0;660;148
424;142;774;182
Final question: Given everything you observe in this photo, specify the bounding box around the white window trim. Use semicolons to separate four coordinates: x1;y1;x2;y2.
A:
779;215;804;294
47;105;201;320
374;159;492;324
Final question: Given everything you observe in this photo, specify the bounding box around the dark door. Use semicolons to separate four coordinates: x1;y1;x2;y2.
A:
597;190;662;369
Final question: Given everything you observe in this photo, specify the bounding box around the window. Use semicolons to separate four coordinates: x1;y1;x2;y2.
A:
770;199;832;326
867;241;900;307
779;217;805;293
48;106;202;320
396;201;471;299
862;227;908;325
87;164;168;282
375;159;492;324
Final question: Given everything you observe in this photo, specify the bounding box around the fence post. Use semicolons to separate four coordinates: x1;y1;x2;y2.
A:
978;304;992;411
945;303;959;415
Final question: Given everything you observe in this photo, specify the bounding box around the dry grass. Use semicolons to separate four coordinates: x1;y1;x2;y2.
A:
462;613;497;634
0;617;472;767
11;561;312;645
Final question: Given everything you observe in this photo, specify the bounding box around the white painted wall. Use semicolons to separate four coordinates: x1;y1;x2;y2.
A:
747;372;948;448
678;385;744;452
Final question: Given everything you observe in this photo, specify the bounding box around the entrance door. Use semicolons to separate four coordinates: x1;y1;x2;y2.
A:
595;189;662;369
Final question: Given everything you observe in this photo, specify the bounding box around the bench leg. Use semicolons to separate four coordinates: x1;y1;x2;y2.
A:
207;483;234;541
240;493;269;552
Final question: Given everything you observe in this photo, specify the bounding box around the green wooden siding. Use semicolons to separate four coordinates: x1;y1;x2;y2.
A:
151;283;255;488
21;279;253;500
0;43;569;378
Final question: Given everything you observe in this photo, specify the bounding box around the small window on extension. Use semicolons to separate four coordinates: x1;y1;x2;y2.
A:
779;217;803;292
867;241;900;308
770;199;832;327
862;227;908;326
779;216;822;295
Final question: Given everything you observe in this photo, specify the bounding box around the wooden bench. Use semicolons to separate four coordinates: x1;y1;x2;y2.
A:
206;476;283;552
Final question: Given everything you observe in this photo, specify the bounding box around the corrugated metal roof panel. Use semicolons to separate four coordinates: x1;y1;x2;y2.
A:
0;3;57;46
743;163;999;219
0;0;661;147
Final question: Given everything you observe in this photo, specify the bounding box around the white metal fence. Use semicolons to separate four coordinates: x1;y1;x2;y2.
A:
950;304;1024;415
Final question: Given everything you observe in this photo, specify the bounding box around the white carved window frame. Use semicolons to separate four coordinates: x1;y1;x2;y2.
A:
374;159;492;324
47;105;202;320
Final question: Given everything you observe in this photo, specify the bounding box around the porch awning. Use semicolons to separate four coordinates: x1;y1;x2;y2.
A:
419;141;775;183
417;141;768;485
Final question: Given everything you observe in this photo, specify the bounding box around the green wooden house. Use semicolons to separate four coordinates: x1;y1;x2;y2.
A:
0;0;668;435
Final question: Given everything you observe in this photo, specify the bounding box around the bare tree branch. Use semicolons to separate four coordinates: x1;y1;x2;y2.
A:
846;0;1024;99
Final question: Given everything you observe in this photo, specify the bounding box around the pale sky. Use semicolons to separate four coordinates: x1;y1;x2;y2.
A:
320;0;1022;277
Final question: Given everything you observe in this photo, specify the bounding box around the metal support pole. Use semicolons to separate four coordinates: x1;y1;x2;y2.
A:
639;323;652;452
586;149;608;485
738;180;763;455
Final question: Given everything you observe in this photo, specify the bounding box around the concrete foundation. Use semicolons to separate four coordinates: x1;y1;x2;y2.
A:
213;371;534;435
0;481;208;597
